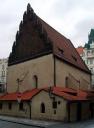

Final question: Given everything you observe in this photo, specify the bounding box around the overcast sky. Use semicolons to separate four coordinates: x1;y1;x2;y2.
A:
0;0;94;58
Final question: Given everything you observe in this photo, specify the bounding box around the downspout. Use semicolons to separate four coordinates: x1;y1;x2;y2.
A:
28;101;31;119
90;73;92;89
53;55;56;87
29;102;31;119
67;101;70;122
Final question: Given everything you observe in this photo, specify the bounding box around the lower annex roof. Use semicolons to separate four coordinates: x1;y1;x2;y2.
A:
0;87;94;102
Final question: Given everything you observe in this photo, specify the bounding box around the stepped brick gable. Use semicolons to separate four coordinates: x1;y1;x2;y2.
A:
8;4;90;74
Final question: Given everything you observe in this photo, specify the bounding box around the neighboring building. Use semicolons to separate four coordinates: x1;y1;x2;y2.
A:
76;46;84;57
0;4;94;122
77;29;94;86
0;58;8;92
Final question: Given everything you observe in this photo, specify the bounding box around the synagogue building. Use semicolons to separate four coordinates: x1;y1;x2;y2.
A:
0;4;93;122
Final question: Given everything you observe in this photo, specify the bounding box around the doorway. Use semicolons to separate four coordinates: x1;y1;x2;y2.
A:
89;102;94;118
77;102;81;121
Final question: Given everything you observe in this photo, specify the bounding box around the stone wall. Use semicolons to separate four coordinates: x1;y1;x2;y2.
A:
0;101;30;118
31;90;67;121
7;54;54;93
55;58;91;90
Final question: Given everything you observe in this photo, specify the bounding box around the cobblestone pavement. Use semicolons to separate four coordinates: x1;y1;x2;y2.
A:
1;115;94;128
49;119;94;128
0;115;58;127
0;120;39;128
1;119;94;128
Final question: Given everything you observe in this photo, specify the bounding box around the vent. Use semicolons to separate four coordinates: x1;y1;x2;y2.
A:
58;48;64;54
72;55;77;62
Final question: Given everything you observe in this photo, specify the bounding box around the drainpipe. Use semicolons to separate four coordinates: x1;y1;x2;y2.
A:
28;100;31;119
53;55;56;87
67;101;70;122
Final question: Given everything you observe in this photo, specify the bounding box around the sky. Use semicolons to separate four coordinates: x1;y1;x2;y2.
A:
0;0;94;58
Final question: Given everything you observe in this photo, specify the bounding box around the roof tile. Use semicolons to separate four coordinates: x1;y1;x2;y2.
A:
0;87;94;101
39;19;90;73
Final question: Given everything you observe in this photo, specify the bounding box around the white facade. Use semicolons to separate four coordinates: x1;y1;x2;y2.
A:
0;58;8;92
76;29;94;87
82;47;94;86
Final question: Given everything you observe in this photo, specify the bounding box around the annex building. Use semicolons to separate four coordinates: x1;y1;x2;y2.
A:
0;4;94;122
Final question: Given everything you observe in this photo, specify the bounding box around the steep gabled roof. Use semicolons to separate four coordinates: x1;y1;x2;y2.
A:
39;19;90;73
8;4;90;74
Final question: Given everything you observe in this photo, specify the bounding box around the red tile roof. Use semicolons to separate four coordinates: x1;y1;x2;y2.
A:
39;19;90;74
0;92;18;101
0;87;94;101
0;88;40;101
76;46;84;55
50;87;88;101
21;88;40;100
46;87;94;101
52;86;76;93
78;90;94;99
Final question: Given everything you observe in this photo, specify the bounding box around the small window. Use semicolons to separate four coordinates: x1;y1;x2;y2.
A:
33;75;38;88
65;76;68;87
90;59;93;64
52;101;57;109
2;71;5;77
8;103;12;110
19;102;23;110
54;110;56;114
58;101;61;105
87;51;90;55
0;103;2;109
92;50;94;55
2;65;4;69
41;103;45;113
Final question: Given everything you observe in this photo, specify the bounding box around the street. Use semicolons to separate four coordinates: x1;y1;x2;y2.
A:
1;117;94;128
0;120;40;128
51;119;94;128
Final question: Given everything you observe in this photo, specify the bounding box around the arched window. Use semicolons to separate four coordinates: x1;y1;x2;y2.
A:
65;76;68;87
40;103;45;113
33;75;38;88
